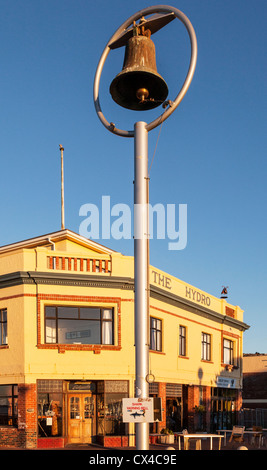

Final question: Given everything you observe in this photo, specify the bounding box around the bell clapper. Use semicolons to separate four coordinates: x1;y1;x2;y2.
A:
136;88;149;103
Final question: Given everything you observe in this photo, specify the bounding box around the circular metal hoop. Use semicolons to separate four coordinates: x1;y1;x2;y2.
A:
93;5;197;137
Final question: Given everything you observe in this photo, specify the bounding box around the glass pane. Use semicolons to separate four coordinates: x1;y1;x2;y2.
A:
2;310;7;322
80;308;100;319
70;397;80;419
102;321;113;345
84;396;94;419
46;319;57;343
45;307;56;318
0;385;12;396
102;309;112;320
58;307;78;318
58;319;100;344
156;330;162;351
2;322;7;345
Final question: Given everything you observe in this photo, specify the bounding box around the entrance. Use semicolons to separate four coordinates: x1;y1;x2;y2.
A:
67;393;96;443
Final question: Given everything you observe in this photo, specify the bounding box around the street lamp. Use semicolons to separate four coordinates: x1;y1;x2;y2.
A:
93;5;197;450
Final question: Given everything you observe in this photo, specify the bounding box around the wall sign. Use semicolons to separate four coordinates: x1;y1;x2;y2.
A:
122;398;154;423
216;377;236;388
151;270;172;290
185;286;211;306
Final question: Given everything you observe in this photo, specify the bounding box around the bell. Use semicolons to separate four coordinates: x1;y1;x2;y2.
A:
110;30;168;111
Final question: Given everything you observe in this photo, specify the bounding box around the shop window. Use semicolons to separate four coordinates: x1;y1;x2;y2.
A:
45;306;114;345
37;380;63;437
179;325;186;356
97;381;128;436
223;339;234;365
201;332;211;361
0;309;7;345
150;317;162;352
0;384;18;426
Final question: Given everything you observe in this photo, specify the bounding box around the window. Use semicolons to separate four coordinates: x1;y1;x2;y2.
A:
223;339;234;365
201;332;211;361
45;306;114;345
0;385;18;426
150;317;162;352
179;326;186;356
0;309;7;345
37;380;63;437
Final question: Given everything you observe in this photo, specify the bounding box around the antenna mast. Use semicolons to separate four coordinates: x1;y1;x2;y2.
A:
59;145;65;230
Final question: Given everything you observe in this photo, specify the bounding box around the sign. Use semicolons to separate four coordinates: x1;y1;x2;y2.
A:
122;398;154;423
216;377;236;388
185;286;211;307
151;270;172;290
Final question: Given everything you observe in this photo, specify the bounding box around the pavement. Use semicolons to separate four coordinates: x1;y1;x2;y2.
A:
1;435;266;451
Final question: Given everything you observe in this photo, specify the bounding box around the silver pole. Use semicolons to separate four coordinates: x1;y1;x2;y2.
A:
59;145;65;230
134;121;149;450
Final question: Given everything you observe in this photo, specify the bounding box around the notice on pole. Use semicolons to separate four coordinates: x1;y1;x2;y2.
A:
122;398;154;423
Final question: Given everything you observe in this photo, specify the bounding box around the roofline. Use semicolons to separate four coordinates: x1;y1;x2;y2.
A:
0;229;117;255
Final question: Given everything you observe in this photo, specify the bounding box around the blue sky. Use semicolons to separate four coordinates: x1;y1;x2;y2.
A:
0;0;266;353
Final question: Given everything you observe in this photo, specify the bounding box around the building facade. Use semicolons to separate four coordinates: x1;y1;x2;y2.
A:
242;354;267;410
0;230;249;448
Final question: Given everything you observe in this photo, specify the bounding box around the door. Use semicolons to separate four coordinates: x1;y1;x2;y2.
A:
68;394;96;443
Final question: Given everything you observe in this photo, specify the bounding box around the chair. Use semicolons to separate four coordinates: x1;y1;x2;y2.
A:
183;429;201;450
251;426;263;446
229;426;245;443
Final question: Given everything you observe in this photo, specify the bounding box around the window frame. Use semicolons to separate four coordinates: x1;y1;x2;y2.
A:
201;332;211;361
45;306;114;346
0;384;18;427
223;338;234;365
0;308;7;346
149;317;162;352
179;325;186;357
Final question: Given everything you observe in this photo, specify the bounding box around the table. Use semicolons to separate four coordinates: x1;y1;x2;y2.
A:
217;429;264;448
174;433;223;450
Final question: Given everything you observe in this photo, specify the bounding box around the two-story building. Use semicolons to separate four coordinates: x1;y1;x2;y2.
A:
0;229;249;448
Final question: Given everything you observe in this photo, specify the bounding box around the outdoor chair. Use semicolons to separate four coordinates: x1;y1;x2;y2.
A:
229;426;245;443
183;429;201;450
251;426;263;446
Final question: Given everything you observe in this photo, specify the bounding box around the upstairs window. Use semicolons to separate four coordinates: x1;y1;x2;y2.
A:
223;338;234;365
179;325;186;356
45;306;114;345
0;309;7;345
150;317;162;352
201;332;211;361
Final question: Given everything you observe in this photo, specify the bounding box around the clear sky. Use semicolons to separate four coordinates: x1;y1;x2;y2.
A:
0;0;266;353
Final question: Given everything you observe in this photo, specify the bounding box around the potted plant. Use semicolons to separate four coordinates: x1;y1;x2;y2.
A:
159;428;174;444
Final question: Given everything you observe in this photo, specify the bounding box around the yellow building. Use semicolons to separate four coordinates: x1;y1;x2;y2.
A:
0;229;249;448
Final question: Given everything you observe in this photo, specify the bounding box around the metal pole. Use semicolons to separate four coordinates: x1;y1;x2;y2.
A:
59;145;65;230
134;121;149;450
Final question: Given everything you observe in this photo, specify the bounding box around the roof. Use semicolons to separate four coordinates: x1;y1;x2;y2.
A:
0;229;117;256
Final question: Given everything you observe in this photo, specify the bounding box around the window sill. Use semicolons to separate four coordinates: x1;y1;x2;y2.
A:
37;344;121;354
149;349;165;355
0;345;9;349
178;355;189;359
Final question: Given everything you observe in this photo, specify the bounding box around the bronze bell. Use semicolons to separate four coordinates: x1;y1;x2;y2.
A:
109;25;168;111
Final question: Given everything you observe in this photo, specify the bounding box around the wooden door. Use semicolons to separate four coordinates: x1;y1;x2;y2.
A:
68;394;96;443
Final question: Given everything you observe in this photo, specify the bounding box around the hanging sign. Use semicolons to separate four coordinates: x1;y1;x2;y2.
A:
122;398;154;423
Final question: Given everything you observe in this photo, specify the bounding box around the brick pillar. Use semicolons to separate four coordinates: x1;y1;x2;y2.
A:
18;384;37;449
158;383;166;432
187;385;199;432
204;386;211;432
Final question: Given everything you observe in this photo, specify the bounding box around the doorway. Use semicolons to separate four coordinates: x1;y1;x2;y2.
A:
67;393;96;443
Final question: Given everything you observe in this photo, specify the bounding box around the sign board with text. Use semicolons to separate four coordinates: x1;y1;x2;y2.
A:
122;398;154;423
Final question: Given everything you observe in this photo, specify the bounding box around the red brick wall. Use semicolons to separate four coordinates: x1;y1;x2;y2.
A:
0;383;37;449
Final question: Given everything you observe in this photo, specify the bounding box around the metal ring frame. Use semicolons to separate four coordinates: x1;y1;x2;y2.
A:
93;5;197;137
